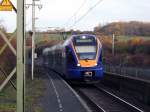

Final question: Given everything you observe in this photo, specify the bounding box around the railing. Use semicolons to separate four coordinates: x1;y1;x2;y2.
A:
104;65;150;81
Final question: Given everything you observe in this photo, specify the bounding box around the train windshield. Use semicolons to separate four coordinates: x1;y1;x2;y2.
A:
73;35;97;60
75;46;96;60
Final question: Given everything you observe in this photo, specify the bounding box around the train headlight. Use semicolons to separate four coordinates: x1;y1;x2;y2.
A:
82;36;86;39
95;63;97;66
77;63;81;67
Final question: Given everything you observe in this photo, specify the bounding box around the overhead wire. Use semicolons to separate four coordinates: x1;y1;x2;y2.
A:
69;0;104;29
64;0;88;28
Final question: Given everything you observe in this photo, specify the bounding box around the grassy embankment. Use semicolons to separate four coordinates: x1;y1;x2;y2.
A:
0;67;46;112
0;32;48;112
0;32;16;112
97;34;150;67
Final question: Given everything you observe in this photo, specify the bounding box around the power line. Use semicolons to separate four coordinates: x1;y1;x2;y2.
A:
69;0;104;29
73;0;87;17
64;0;88;28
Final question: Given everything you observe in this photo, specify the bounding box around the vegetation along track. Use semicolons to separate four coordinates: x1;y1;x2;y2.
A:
73;85;144;112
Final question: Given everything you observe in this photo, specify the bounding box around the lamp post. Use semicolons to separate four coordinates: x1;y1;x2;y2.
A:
26;0;42;80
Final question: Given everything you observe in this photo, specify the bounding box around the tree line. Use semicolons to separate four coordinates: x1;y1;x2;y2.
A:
94;21;150;36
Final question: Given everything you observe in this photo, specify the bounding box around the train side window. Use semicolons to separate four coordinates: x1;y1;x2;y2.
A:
66;47;75;64
67;52;74;64
58;51;62;65
67;53;74;63
66;46;71;54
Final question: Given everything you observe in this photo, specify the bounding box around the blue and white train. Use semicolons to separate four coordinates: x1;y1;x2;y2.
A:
42;34;103;83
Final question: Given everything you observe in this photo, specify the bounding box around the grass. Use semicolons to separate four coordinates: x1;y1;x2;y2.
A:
35;33;71;44
25;78;45;112
0;104;16;112
0;82;16;112
116;35;150;41
25;67;46;112
35;33;64;44
0;67;46;112
26;78;45;103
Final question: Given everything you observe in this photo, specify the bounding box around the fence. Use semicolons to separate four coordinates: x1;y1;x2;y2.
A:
104;65;150;81
0;30;16;91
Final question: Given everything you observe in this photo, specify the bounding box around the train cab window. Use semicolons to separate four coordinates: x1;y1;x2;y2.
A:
73;35;97;60
66;47;75;64
75;46;96;60
66;46;71;54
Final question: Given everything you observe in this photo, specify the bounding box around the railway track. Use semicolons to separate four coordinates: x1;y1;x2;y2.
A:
45;68;147;112
73;85;144;112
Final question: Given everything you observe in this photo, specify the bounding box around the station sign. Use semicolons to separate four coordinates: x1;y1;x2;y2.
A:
0;0;13;11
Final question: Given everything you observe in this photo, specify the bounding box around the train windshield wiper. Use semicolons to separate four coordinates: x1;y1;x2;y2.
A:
84;58;90;61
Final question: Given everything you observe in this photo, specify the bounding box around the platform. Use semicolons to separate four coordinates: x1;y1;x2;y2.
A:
37;68;90;112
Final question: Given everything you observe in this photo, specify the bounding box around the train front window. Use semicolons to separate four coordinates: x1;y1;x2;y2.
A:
73;35;97;60
75;46;96;60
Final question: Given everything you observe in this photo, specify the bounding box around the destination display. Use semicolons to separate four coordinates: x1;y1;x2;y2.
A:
76;38;94;43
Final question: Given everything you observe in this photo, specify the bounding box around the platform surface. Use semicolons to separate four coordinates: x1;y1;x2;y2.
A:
38;68;89;112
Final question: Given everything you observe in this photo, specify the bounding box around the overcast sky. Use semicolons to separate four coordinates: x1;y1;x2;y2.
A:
0;0;150;32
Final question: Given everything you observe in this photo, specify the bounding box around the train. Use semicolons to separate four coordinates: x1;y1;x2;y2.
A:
42;34;104;83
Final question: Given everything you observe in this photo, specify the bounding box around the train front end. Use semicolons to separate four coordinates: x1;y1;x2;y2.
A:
66;34;103;83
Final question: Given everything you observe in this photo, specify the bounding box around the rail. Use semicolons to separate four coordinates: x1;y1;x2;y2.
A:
102;72;150;105
95;86;144;112
74;85;144;112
